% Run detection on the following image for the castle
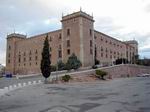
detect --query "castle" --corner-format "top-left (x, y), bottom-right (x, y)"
top-left (6, 10), bottom-right (138, 75)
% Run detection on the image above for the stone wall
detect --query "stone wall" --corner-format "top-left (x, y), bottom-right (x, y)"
top-left (69, 64), bottom-right (150, 79)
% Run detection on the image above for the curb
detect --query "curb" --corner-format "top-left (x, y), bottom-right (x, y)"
top-left (0, 80), bottom-right (42, 97)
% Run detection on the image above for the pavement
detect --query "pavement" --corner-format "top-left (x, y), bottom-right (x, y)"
top-left (0, 77), bottom-right (150, 112)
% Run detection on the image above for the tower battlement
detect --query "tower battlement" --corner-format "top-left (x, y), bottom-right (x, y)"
top-left (61, 11), bottom-right (94, 22)
top-left (7, 33), bottom-right (26, 39)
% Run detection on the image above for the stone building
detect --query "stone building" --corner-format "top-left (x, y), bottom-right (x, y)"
top-left (6, 10), bottom-right (138, 75)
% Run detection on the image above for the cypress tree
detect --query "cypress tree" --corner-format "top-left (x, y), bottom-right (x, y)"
top-left (40, 34), bottom-right (51, 83)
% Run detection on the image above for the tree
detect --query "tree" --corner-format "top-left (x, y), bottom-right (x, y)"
top-left (41, 34), bottom-right (51, 83)
top-left (65, 53), bottom-right (82, 71)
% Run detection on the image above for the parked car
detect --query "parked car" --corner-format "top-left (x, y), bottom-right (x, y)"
top-left (5, 73), bottom-right (12, 78)
top-left (137, 73), bottom-right (150, 77)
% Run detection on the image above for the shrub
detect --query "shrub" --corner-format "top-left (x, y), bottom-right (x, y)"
top-left (62, 75), bottom-right (71, 82)
top-left (95, 70), bottom-right (107, 80)
top-left (51, 65), bottom-right (56, 72)
top-left (66, 53), bottom-right (82, 70)
top-left (57, 60), bottom-right (65, 71)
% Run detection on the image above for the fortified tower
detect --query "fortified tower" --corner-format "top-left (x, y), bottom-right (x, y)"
top-left (6, 33), bottom-right (26, 74)
top-left (61, 10), bottom-right (95, 67)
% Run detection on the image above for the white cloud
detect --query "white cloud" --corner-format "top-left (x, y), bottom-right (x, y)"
top-left (0, 0), bottom-right (150, 65)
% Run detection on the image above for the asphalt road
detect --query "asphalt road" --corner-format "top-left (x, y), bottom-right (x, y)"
top-left (0, 77), bottom-right (150, 112)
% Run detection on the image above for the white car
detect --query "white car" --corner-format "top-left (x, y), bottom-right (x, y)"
top-left (137, 73), bottom-right (150, 77)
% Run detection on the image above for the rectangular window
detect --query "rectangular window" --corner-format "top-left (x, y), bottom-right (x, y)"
top-left (8, 59), bottom-right (10, 63)
top-left (67, 49), bottom-right (70, 55)
top-left (49, 47), bottom-right (52, 52)
top-left (24, 58), bottom-right (26, 62)
top-left (67, 40), bottom-right (70, 47)
top-left (90, 49), bottom-right (93, 54)
top-left (101, 53), bottom-right (103, 57)
top-left (59, 33), bottom-right (61, 39)
top-left (35, 50), bottom-right (38, 54)
top-left (67, 29), bottom-right (70, 36)
top-left (49, 36), bottom-right (52, 42)
top-left (106, 54), bottom-right (108, 58)
top-left (8, 45), bottom-right (11, 50)
top-left (35, 56), bottom-right (38, 60)
top-left (58, 50), bottom-right (62, 58)
top-left (29, 57), bottom-right (32, 61)
top-left (8, 53), bottom-right (10, 58)
top-left (90, 29), bottom-right (92, 36)
top-left (90, 40), bottom-right (92, 47)
top-left (19, 57), bottom-right (21, 63)
top-left (24, 52), bottom-right (26, 56)
top-left (29, 50), bottom-right (32, 55)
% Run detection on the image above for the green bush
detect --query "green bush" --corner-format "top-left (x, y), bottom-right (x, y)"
top-left (57, 60), bottom-right (66, 71)
top-left (62, 75), bottom-right (71, 82)
top-left (95, 70), bottom-right (107, 80)
top-left (51, 65), bottom-right (56, 72)
top-left (65, 53), bottom-right (82, 71)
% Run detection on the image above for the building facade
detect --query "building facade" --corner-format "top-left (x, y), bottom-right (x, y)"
top-left (6, 11), bottom-right (138, 75)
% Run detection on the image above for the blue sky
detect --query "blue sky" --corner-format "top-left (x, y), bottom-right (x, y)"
top-left (0, 0), bottom-right (150, 65)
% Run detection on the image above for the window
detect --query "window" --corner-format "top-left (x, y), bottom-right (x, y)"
top-left (67, 49), bottom-right (70, 55)
top-left (101, 53), bottom-right (103, 57)
top-left (36, 62), bottom-right (38, 65)
top-left (59, 33), bottom-right (62, 39)
top-left (59, 45), bottom-right (61, 50)
top-left (8, 59), bottom-right (10, 63)
top-left (67, 40), bottom-right (70, 47)
top-left (35, 56), bottom-right (38, 60)
top-left (29, 50), bottom-right (32, 55)
top-left (8, 45), bottom-right (11, 50)
top-left (106, 54), bottom-right (108, 58)
top-left (24, 52), bottom-right (26, 56)
top-left (8, 53), bottom-right (10, 58)
top-left (90, 29), bottom-right (92, 36)
top-left (35, 50), bottom-right (38, 54)
top-left (101, 47), bottom-right (103, 51)
top-left (58, 50), bottom-right (62, 58)
top-left (19, 57), bottom-right (21, 63)
top-left (29, 57), bottom-right (32, 61)
top-left (67, 29), bottom-right (70, 36)
top-left (24, 63), bottom-right (26, 66)
top-left (90, 49), bottom-right (93, 54)
top-left (49, 47), bottom-right (52, 52)
top-left (90, 40), bottom-right (92, 47)
top-left (24, 58), bottom-right (26, 62)
top-left (49, 36), bottom-right (52, 41)
top-left (106, 48), bottom-right (108, 52)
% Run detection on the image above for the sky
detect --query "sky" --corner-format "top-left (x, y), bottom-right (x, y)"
top-left (0, 0), bottom-right (150, 65)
